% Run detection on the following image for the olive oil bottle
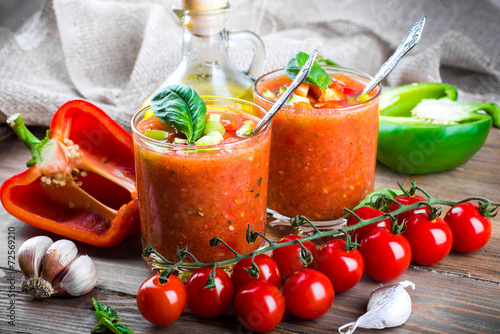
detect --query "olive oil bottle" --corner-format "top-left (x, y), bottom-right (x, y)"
top-left (142, 0), bottom-right (265, 108)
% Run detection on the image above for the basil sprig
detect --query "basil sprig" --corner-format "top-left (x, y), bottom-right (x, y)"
top-left (91, 298), bottom-right (134, 334)
top-left (150, 85), bottom-right (207, 144)
top-left (284, 51), bottom-right (331, 92)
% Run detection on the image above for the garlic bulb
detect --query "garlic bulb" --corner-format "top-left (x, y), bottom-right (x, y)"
top-left (338, 281), bottom-right (415, 334)
top-left (18, 236), bottom-right (98, 298)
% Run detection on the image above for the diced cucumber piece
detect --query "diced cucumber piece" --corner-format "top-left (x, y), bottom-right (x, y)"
top-left (286, 94), bottom-right (310, 106)
top-left (209, 114), bottom-right (221, 122)
top-left (279, 86), bottom-right (287, 94)
top-left (236, 120), bottom-right (255, 137)
top-left (263, 89), bottom-right (277, 100)
top-left (205, 114), bottom-right (226, 135)
top-left (144, 129), bottom-right (169, 140)
top-left (174, 137), bottom-right (188, 144)
top-left (195, 131), bottom-right (224, 146)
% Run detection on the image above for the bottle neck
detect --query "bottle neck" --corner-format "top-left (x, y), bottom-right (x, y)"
top-left (178, 6), bottom-right (228, 36)
top-left (181, 27), bottom-right (229, 64)
top-left (177, 7), bottom-right (232, 74)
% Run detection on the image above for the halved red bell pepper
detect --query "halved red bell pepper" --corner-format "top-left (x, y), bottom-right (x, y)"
top-left (0, 100), bottom-right (140, 247)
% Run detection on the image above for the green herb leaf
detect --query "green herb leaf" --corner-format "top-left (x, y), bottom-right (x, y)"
top-left (91, 298), bottom-right (134, 334)
top-left (316, 54), bottom-right (339, 66)
top-left (284, 51), bottom-right (331, 92)
top-left (92, 298), bottom-right (102, 311)
top-left (150, 85), bottom-right (207, 144)
top-left (113, 324), bottom-right (135, 334)
top-left (92, 298), bottom-right (118, 319)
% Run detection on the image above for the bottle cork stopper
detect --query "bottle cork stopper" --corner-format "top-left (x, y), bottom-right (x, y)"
top-left (177, 0), bottom-right (228, 35)
top-left (181, 0), bottom-right (227, 10)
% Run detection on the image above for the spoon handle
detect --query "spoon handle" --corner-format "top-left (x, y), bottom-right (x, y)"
top-left (361, 15), bottom-right (426, 96)
top-left (254, 50), bottom-right (318, 132)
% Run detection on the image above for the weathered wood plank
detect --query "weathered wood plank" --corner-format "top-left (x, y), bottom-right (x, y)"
top-left (0, 126), bottom-right (499, 334)
top-left (1, 268), bottom-right (499, 334)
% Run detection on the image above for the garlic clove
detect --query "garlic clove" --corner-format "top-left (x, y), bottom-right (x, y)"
top-left (40, 239), bottom-right (78, 283)
top-left (365, 281), bottom-right (414, 328)
top-left (18, 236), bottom-right (53, 279)
top-left (338, 281), bottom-right (415, 334)
top-left (52, 255), bottom-right (98, 296)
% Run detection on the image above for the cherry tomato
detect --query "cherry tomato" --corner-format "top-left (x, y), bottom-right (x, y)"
top-left (231, 254), bottom-right (282, 292)
top-left (346, 206), bottom-right (391, 242)
top-left (444, 202), bottom-right (492, 253)
top-left (272, 235), bottom-right (317, 281)
top-left (136, 274), bottom-right (187, 325)
top-left (388, 194), bottom-right (427, 223)
top-left (283, 269), bottom-right (334, 319)
top-left (359, 227), bottom-right (412, 282)
top-left (403, 214), bottom-right (453, 265)
top-left (315, 239), bottom-right (364, 293)
top-left (233, 281), bottom-right (285, 332)
top-left (185, 267), bottom-right (234, 319)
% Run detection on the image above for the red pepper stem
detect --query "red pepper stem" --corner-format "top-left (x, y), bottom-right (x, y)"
top-left (7, 113), bottom-right (42, 150)
top-left (7, 113), bottom-right (49, 167)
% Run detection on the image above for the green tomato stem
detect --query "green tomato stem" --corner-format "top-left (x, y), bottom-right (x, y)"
top-left (144, 195), bottom-right (499, 271)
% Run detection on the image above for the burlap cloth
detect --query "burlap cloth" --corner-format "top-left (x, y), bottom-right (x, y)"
top-left (0, 0), bottom-right (499, 139)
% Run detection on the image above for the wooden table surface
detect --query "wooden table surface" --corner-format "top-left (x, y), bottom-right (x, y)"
top-left (0, 125), bottom-right (499, 334)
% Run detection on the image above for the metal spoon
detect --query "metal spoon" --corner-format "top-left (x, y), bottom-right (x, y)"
top-left (253, 50), bottom-right (318, 133)
top-left (360, 15), bottom-right (426, 96)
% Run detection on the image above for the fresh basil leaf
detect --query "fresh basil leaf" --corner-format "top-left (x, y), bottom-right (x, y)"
top-left (114, 324), bottom-right (135, 334)
top-left (102, 305), bottom-right (118, 319)
top-left (91, 298), bottom-right (134, 334)
top-left (284, 51), bottom-right (331, 92)
top-left (92, 298), bottom-right (118, 318)
top-left (92, 298), bottom-right (104, 312)
top-left (150, 85), bottom-right (207, 144)
top-left (316, 54), bottom-right (339, 66)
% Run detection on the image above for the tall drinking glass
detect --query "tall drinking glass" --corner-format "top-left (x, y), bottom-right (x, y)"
top-left (132, 97), bottom-right (271, 267)
top-left (254, 66), bottom-right (381, 221)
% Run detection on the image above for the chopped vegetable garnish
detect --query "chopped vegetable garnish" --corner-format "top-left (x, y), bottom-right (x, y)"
top-left (145, 129), bottom-right (169, 141)
top-left (236, 121), bottom-right (255, 137)
top-left (205, 114), bottom-right (226, 135)
top-left (195, 131), bottom-right (224, 146)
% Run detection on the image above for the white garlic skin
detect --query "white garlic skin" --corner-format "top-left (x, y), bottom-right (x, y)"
top-left (40, 239), bottom-right (78, 283)
top-left (52, 255), bottom-right (98, 296)
top-left (18, 236), bottom-right (98, 299)
top-left (365, 281), bottom-right (414, 328)
top-left (18, 236), bottom-right (53, 279)
top-left (338, 281), bottom-right (415, 334)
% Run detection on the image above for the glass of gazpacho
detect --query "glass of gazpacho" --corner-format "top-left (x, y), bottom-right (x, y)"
top-left (253, 66), bottom-right (381, 221)
top-left (132, 96), bottom-right (271, 266)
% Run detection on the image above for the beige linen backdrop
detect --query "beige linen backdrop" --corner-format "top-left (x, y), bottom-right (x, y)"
top-left (0, 0), bottom-right (499, 136)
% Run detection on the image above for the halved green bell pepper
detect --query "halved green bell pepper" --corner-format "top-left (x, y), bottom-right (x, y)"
top-left (378, 83), bottom-right (500, 174)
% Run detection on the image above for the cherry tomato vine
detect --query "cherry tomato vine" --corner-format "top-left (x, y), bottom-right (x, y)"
top-left (142, 182), bottom-right (499, 284)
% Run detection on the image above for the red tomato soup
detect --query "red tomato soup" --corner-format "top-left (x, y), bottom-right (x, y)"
top-left (253, 67), bottom-right (381, 220)
top-left (132, 97), bottom-right (271, 263)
